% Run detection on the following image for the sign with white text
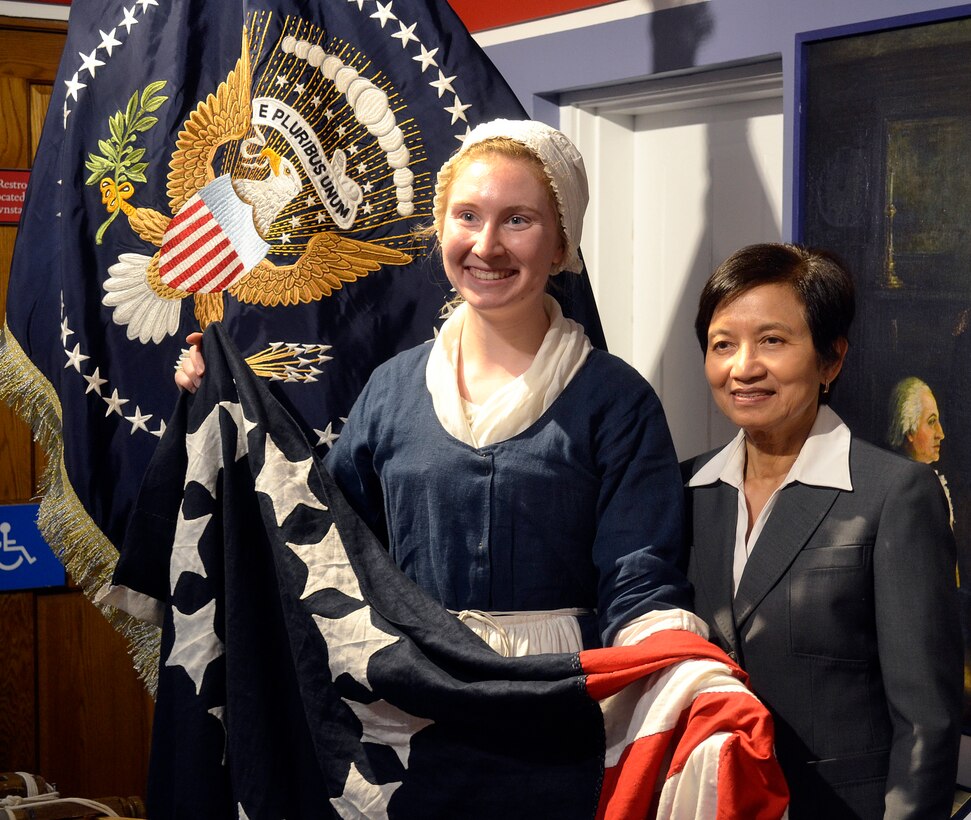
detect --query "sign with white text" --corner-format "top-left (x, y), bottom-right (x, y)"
top-left (0, 170), bottom-right (30, 226)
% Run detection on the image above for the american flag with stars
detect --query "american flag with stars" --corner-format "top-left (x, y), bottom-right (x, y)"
top-left (106, 324), bottom-right (789, 819)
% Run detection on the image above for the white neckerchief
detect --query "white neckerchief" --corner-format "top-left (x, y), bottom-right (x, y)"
top-left (426, 295), bottom-right (592, 448)
top-left (687, 404), bottom-right (853, 595)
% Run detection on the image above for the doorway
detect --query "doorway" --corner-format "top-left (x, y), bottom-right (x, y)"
top-left (561, 60), bottom-right (784, 459)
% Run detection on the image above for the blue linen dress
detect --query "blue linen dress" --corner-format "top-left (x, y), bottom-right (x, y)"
top-left (325, 343), bottom-right (691, 647)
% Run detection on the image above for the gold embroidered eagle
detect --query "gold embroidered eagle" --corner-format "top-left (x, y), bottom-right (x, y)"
top-left (101, 39), bottom-right (412, 345)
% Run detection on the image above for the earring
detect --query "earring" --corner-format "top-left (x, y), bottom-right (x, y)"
top-left (822, 381), bottom-right (830, 395)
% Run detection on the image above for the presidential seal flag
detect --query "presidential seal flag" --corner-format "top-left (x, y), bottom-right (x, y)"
top-left (0, 0), bottom-right (604, 685)
top-left (107, 324), bottom-right (788, 819)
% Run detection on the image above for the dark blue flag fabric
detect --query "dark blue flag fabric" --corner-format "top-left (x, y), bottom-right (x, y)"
top-left (0, 0), bottom-right (605, 682)
top-left (107, 324), bottom-right (788, 819)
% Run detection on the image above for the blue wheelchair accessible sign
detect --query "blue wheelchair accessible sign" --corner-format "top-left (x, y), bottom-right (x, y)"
top-left (0, 503), bottom-right (65, 591)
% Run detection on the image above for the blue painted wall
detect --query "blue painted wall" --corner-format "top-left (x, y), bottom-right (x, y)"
top-left (482, 0), bottom-right (971, 236)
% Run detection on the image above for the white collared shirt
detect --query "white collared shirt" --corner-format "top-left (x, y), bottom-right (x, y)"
top-left (687, 404), bottom-right (853, 595)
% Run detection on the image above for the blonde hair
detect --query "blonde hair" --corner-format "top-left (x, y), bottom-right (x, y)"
top-left (429, 137), bottom-right (567, 251)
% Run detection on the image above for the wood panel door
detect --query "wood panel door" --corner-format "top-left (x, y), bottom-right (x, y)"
top-left (0, 15), bottom-right (153, 801)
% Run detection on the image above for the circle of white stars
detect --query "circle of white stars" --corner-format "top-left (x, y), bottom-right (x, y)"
top-left (61, 0), bottom-right (160, 129)
top-left (60, 296), bottom-right (167, 438)
top-left (283, 0), bottom-right (478, 143)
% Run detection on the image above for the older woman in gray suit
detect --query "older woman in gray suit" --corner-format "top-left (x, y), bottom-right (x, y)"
top-left (683, 243), bottom-right (962, 819)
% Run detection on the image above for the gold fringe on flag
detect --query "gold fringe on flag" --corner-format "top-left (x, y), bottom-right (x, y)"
top-left (0, 323), bottom-right (160, 696)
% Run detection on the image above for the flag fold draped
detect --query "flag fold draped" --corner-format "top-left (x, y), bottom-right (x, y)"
top-left (107, 324), bottom-right (788, 819)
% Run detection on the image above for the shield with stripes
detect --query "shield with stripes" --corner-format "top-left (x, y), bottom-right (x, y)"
top-left (158, 174), bottom-right (269, 293)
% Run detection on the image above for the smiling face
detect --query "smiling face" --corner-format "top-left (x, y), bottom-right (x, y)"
top-left (439, 153), bottom-right (564, 324)
top-left (704, 282), bottom-right (845, 451)
top-left (905, 388), bottom-right (945, 464)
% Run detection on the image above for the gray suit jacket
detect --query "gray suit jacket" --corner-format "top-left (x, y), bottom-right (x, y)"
top-left (684, 437), bottom-right (962, 820)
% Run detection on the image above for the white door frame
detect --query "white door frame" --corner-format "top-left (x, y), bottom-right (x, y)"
top-left (558, 59), bottom-right (784, 456)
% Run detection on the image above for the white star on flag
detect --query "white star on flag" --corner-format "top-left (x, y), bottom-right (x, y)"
top-left (330, 762), bottom-right (400, 820)
top-left (64, 72), bottom-right (86, 100)
top-left (370, 1), bottom-right (397, 28)
top-left (254, 433), bottom-right (329, 528)
top-left (103, 388), bottom-right (128, 416)
top-left (392, 21), bottom-right (419, 48)
top-left (184, 399), bottom-right (253, 493)
top-left (64, 343), bottom-right (89, 371)
top-left (79, 48), bottom-right (105, 77)
top-left (83, 367), bottom-right (108, 395)
top-left (119, 9), bottom-right (138, 34)
top-left (344, 698), bottom-right (433, 767)
top-left (429, 70), bottom-right (456, 98)
top-left (125, 406), bottom-right (153, 434)
top-left (313, 607), bottom-right (398, 692)
top-left (413, 45), bottom-right (438, 71)
top-left (99, 27), bottom-right (123, 54)
top-left (445, 95), bottom-right (471, 124)
top-left (288, 523), bottom-right (360, 600)
top-left (169, 510), bottom-right (213, 592)
top-left (165, 598), bottom-right (225, 696)
top-left (314, 421), bottom-right (341, 449)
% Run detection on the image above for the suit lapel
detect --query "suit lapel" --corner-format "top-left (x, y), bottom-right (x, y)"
top-left (691, 482), bottom-right (740, 650)
top-left (733, 483), bottom-right (840, 628)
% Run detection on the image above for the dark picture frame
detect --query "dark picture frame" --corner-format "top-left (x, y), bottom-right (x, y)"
top-left (795, 6), bottom-right (971, 760)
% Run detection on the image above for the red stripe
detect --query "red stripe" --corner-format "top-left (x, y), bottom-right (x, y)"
top-left (596, 732), bottom-right (670, 820)
top-left (583, 630), bottom-right (788, 819)
top-left (175, 239), bottom-right (242, 293)
top-left (184, 238), bottom-right (243, 292)
top-left (160, 206), bottom-right (214, 267)
top-left (581, 631), bottom-right (748, 700)
top-left (447, 0), bottom-right (614, 33)
top-left (178, 196), bottom-right (206, 220)
top-left (164, 214), bottom-right (214, 257)
top-left (206, 258), bottom-right (246, 291)
top-left (164, 225), bottom-right (227, 288)
top-left (166, 197), bottom-right (206, 243)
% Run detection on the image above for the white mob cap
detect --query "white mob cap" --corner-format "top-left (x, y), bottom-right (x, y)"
top-left (432, 118), bottom-right (589, 275)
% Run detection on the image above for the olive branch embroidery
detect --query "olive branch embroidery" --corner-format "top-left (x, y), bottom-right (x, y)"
top-left (85, 80), bottom-right (168, 244)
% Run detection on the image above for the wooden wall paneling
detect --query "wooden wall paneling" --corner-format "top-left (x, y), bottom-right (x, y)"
top-left (0, 74), bottom-right (29, 165)
top-left (36, 590), bottom-right (152, 798)
top-left (0, 65), bottom-right (35, 505)
top-left (0, 15), bottom-right (153, 803)
top-left (0, 592), bottom-right (37, 772)
top-left (0, 224), bottom-right (34, 503)
top-left (0, 23), bottom-right (71, 84)
top-left (27, 80), bottom-right (53, 496)
top-left (29, 85), bottom-right (52, 157)
top-left (0, 18), bottom-right (62, 789)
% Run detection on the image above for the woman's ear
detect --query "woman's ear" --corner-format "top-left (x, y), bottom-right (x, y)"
top-left (826, 337), bottom-right (849, 383)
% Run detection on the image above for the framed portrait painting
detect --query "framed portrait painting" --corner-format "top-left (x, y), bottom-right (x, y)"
top-left (795, 5), bottom-right (971, 752)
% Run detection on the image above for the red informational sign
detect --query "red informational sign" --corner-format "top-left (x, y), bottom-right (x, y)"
top-left (0, 170), bottom-right (30, 226)
top-left (447, 0), bottom-right (617, 32)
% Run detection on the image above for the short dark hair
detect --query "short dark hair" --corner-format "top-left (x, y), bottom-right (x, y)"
top-left (694, 243), bottom-right (855, 366)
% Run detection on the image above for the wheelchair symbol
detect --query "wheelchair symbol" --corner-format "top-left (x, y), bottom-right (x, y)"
top-left (0, 521), bottom-right (37, 571)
